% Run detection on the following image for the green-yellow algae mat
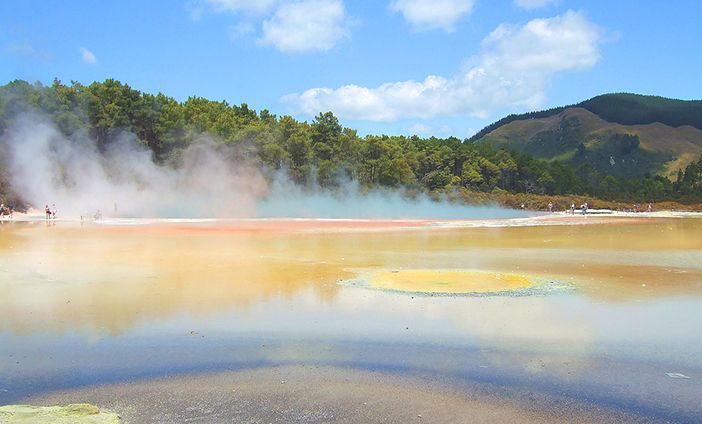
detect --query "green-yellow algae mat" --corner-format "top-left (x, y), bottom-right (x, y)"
top-left (368, 269), bottom-right (534, 294)
top-left (0, 404), bottom-right (121, 423)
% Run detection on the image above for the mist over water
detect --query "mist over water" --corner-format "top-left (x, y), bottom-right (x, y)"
top-left (258, 178), bottom-right (526, 219)
top-left (2, 113), bottom-right (528, 219)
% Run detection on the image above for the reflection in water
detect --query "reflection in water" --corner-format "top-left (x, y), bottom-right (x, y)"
top-left (1, 218), bottom-right (701, 334)
top-left (1, 218), bottom-right (702, 421)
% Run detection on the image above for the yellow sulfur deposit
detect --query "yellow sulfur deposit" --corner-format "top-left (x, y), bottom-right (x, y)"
top-left (0, 404), bottom-right (120, 423)
top-left (368, 269), bottom-right (534, 294)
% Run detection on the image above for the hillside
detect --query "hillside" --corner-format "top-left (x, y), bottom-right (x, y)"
top-left (0, 80), bottom-right (700, 207)
top-left (474, 94), bottom-right (702, 179)
top-left (580, 93), bottom-right (702, 130)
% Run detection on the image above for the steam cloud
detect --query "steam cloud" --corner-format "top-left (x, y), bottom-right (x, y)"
top-left (2, 113), bottom-right (527, 220)
top-left (4, 113), bottom-right (266, 218)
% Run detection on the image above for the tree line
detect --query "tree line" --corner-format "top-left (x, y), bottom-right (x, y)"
top-left (0, 79), bottom-right (700, 206)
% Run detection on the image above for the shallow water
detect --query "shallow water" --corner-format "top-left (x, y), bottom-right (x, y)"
top-left (0, 217), bottom-right (701, 421)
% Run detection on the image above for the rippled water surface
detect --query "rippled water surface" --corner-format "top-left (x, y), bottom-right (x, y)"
top-left (1, 217), bottom-right (701, 421)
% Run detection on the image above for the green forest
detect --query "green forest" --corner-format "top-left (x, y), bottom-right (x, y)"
top-left (469, 93), bottom-right (702, 142)
top-left (1, 79), bottom-right (701, 209)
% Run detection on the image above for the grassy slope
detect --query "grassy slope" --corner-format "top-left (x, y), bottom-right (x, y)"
top-left (479, 107), bottom-right (702, 178)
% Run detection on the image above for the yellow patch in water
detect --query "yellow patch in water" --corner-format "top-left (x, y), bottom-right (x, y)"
top-left (369, 269), bottom-right (534, 294)
top-left (0, 404), bottom-right (120, 423)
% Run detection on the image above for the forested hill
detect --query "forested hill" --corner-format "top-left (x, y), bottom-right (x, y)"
top-left (472, 93), bottom-right (702, 184)
top-left (580, 94), bottom-right (702, 129)
top-left (470, 93), bottom-right (702, 143)
top-left (0, 79), bottom-right (701, 208)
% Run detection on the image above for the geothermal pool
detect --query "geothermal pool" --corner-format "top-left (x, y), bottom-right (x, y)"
top-left (0, 217), bottom-right (701, 422)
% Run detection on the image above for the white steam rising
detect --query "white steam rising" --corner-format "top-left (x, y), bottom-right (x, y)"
top-left (3, 113), bottom-right (528, 220)
top-left (4, 113), bottom-right (266, 218)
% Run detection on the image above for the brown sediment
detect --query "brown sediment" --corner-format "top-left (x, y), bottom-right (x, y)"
top-left (27, 365), bottom-right (650, 424)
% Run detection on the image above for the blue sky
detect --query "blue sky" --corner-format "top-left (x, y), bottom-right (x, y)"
top-left (2, 0), bottom-right (701, 138)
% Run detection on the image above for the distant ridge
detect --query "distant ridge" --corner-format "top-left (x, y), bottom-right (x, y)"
top-left (470, 93), bottom-right (702, 142)
top-left (471, 93), bottom-right (702, 179)
top-left (580, 93), bottom-right (702, 129)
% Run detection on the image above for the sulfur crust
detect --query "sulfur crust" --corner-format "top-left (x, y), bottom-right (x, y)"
top-left (369, 269), bottom-right (534, 294)
top-left (0, 404), bottom-right (120, 423)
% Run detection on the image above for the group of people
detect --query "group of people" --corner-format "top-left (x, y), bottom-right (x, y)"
top-left (546, 201), bottom-right (587, 215)
top-left (624, 203), bottom-right (654, 213)
top-left (566, 202), bottom-right (588, 215)
top-left (0, 203), bottom-right (13, 218)
top-left (546, 201), bottom-right (654, 214)
top-left (45, 204), bottom-right (57, 220)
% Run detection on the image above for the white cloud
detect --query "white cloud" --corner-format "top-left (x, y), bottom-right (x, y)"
top-left (79, 47), bottom-right (97, 65)
top-left (194, 0), bottom-right (352, 54)
top-left (189, 0), bottom-right (279, 20)
top-left (205, 0), bottom-right (279, 14)
top-left (258, 0), bottom-right (351, 53)
top-left (515, 0), bottom-right (559, 10)
top-left (284, 10), bottom-right (602, 121)
top-left (390, 0), bottom-right (475, 32)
